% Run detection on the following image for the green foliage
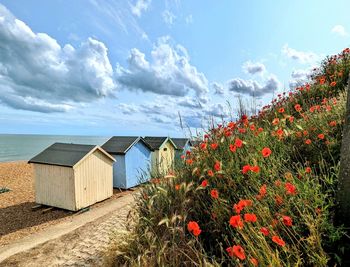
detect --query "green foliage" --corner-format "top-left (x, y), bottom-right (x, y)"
top-left (112, 48), bottom-right (350, 266)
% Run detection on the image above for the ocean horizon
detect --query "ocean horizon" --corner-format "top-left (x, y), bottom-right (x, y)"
top-left (0, 134), bottom-right (110, 162)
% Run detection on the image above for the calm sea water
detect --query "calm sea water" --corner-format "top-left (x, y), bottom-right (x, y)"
top-left (0, 134), bottom-right (110, 162)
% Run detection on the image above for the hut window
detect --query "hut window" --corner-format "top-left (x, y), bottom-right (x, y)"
top-left (163, 148), bottom-right (168, 151)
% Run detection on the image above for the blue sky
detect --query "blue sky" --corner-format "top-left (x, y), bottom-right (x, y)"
top-left (0, 0), bottom-right (349, 137)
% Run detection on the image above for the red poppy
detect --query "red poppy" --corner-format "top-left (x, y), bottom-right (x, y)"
top-left (285, 182), bottom-right (296, 195)
top-left (232, 245), bottom-right (246, 260)
top-left (250, 165), bottom-right (260, 173)
top-left (272, 118), bottom-right (280, 125)
top-left (229, 215), bottom-right (244, 228)
top-left (207, 170), bottom-right (214, 177)
top-left (228, 122), bottom-right (236, 129)
top-left (305, 167), bottom-right (311, 173)
top-left (329, 121), bottom-right (337, 127)
top-left (175, 184), bottom-right (180, 190)
top-left (305, 139), bottom-right (312, 145)
top-left (261, 147), bottom-right (272, 158)
top-left (211, 143), bottom-right (218, 150)
top-left (186, 159), bottom-right (193, 165)
top-left (244, 213), bottom-right (257, 223)
top-left (258, 127), bottom-right (264, 132)
top-left (233, 199), bottom-right (253, 214)
top-left (250, 258), bottom-right (258, 266)
top-left (250, 124), bottom-right (256, 131)
top-left (278, 108), bottom-right (285, 113)
top-left (289, 116), bottom-right (294, 123)
top-left (272, 236), bottom-right (285, 246)
top-left (259, 184), bottom-right (267, 197)
top-left (214, 161), bottom-right (221, 171)
top-left (229, 144), bottom-right (237, 152)
top-left (330, 81), bottom-right (337, 87)
top-left (318, 133), bottom-right (325, 140)
top-left (201, 180), bottom-right (208, 187)
top-left (235, 138), bottom-right (243, 148)
top-left (274, 179), bottom-right (282, 186)
top-left (242, 165), bottom-right (251, 174)
top-left (282, 215), bottom-right (293, 226)
top-left (187, 221), bottom-right (201, 236)
top-left (210, 189), bottom-right (219, 199)
top-left (276, 129), bottom-right (284, 137)
top-left (200, 142), bottom-right (207, 150)
top-left (294, 104), bottom-right (302, 112)
top-left (260, 227), bottom-right (269, 236)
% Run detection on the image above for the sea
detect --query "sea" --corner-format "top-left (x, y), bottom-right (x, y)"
top-left (0, 134), bottom-right (110, 162)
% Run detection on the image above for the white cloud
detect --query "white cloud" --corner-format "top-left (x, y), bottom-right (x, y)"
top-left (228, 75), bottom-right (280, 97)
top-left (0, 4), bottom-right (117, 113)
top-left (131, 0), bottom-right (151, 17)
top-left (289, 68), bottom-right (312, 89)
top-left (242, 61), bottom-right (266, 75)
top-left (118, 103), bottom-right (139, 115)
top-left (282, 44), bottom-right (319, 64)
top-left (212, 82), bottom-right (225, 95)
top-left (162, 10), bottom-right (176, 25)
top-left (331, 25), bottom-right (348, 37)
top-left (116, 37), bottom-right (209, 98)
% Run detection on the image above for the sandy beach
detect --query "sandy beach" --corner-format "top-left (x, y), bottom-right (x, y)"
top-left (0, 161), bottom-right (132, 247)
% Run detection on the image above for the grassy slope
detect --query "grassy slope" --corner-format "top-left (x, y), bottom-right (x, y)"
top-left (114, 49), bottom-right (350, 266)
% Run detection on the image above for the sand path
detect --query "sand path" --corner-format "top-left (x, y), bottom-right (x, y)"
top-left (0, 193), bottom-right (135, 266)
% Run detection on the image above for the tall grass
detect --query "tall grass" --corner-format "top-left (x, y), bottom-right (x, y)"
top-left (112, 48), bottom-right (350, 266)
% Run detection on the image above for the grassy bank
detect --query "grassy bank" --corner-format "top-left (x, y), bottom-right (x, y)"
top-left (112, 48), bottom-right (350, 266)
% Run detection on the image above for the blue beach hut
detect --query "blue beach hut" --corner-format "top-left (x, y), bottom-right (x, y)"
top-left (101, 136), bottom-right (153, 189)
top-left (172, 138), bottom-right (193, 158)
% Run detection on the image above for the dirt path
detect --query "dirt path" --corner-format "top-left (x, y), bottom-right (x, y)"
top-left (0, 193), bottom-right (135, 267)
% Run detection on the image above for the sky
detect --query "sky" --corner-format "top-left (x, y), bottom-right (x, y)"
top-left (0, 0), bottom-right (349, 137)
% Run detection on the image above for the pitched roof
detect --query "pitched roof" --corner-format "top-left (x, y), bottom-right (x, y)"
top-left (143, 136), bottom-right (177, 150)
top-left (28, 143), bottom-right (112, 167)
top-left (171, 138), bottom-right (192, 150)
top-left (101, 136), bottom-right (153, 155)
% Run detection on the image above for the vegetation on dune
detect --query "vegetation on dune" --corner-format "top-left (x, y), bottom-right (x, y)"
top-left (113, 48), bottom-right (350, 266)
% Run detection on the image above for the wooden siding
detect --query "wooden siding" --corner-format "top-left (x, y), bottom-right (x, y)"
top-left (125, 140), bottom-right (151, 188)
top-left (150, 140), bottom-right (175, 175)
top-left (34, 164), bottom-right (76, 211)
top-left (113, 154), bottom-right (126, 188)
top-left (74, 150), bottom-right (113, 210)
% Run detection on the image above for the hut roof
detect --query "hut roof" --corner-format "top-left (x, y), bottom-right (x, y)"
top-left (171, 138), bottom-right (192, 150)
top-left (101, 136), bottom-right (153, 155)
top-left (143, 136), bottom-right (177, 150)
top-left (28, 143), bottom-right (114, 167)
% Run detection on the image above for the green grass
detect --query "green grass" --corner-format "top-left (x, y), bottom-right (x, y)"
top-left (111, 48), bottom-right (350, 266)
top-left (0, 187), bottom-right (10, 194)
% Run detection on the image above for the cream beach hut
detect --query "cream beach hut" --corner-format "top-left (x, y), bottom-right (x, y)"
top-left (143, 137), bottom-right (177, 175)
top-left (28, 143), bottom-right (115, 211)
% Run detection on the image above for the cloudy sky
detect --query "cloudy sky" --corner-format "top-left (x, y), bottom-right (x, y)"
top-left (0, 0), bottom-right (349, 136)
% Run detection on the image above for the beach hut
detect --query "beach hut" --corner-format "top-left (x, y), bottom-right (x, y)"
top-left (28, 143), bottom-right (115, 211)
top-left (101, 136), bottom-right (153, 189)
top-left (172, 138), bottom-right (193, 158)
top-left (143, 136), bottom-right (177, 175)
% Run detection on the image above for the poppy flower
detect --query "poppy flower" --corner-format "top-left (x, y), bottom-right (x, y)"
top-left (294, 104), bottom-right (302, 112)
top-left (258, 127), bottom-right (263, 132)
top-left (242, 165), bottom-right (251, 174)
top-left (272, 236), bottom-right (285, 246)
top-left (250, 124), bottom-right (256, 131)
top-left (187, 221), bottom-right (201, 236)
top-left (275, 195), bottom-right (283, 205)
top-left (186, 159), bottom-right (193, 165)
top-left (244, 213), bottom-right (257, 223)
top-left (276, 129), bottom-right (284, 137)
top-left (210, 189), bottom-right (219, 199)
top-left (235, 138), bottom-right (243, 148)
top-left (250, 165), bottom-right (260, 173)
top-left (318, 133), bottom-right (325, 140)
top-left (214, 161), bottom-right (221, 171)
top-left (232, 245), bottom-right (246, 260)
top-left (211, 143), bottom-right (218, 150)
top-left (229, 144), bottom-right (237, 152)
top-left (175, 184), bottom-right (180, 190)
top-left (278, 108), bottom-right (285, 113)
top-left (282, 215), bottom-right (293, 226)
top-left (207, 170), bottom-right (214, 177)
top-left (201, 180), bottom-right (208, 187)
top-left (329, 121), bottom-right (337, 127)
top-left (259, 184), bottom-right (267, 197)
top-left (250, 258), bottom-right (258, 266)
top-left (229, 215), bottom-right (244, 229)
top-left (260, 227), bottom-right (269, 236)
top-left (200, 142), bottom-right (207, 150)
top-left (305, 139), bottom-right (312, 145)
top-left (305, 167), bottom-right (312, 173)
top-left (228, 122), bottom-right (236, 129)
top-left (234, 199), bottom-right (253, 214)
top-left (261, 147), bottom-right (272, 158)
top-left (272, 118), bottom-right (280, 125)
top-left (285, 182), bottom-right (296, 195)
top-left (289, 116), bottom-right (294, 123)
top-left (330, 81), bottom-right (337, 87)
